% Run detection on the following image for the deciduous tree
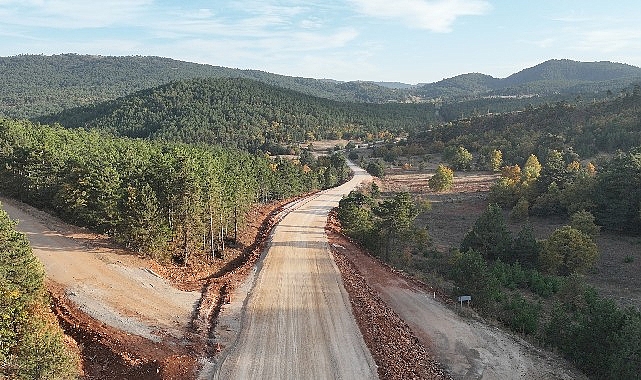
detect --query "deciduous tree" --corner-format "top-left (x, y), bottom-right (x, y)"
top-left (444, 146), bottom-right (473, 171)
top-left (428, 164), bottom-right (454, 192)
top-left (539, 226), bottom-right (599, 276)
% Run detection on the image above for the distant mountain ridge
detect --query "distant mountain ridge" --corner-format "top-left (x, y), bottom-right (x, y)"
top-left (506, 59), bottom-right (641, 83)
top-left (0, 54), bottom-right (404, 118)
top-left (1, 54), bottom-right (640, 119)
top-left (413, 59), bottom-right (641, 99)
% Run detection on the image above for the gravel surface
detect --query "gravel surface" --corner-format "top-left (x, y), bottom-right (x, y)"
top-left (212, 163), bottom-right (379, 379)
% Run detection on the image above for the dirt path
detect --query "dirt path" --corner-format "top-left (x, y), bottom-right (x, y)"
top-left (0, 196), bottom-right (200, 346)
top-left (212, 163), bottom-right (378, 379)
top-left (328, 234), bottom-right (587, 380)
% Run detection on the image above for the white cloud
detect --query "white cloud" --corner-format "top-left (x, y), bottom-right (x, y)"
top-left (531, 37), bottom-right (556, 49)
top-left (577, 28), bottom-right (641, 53)
top-left (299, 17), bottom-right (324, 29)
top-left (349, 0), bottom-right (491, 32)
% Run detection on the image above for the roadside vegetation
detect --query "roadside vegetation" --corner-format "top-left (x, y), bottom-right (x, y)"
top-left (1, 206), bottom-right (80, 379)
top-left (338, 184), bottom-right (641, 379)
top-left (338, 87), bottom-right (641, 379)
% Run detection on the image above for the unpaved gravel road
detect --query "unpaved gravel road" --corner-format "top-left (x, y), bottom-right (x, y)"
top-left (0, 196), bottom-right (199, 344)
top-left (212, 162), bottom-right (378, 379)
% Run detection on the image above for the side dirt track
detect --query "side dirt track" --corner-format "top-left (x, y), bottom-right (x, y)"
top-left (0, 196), bottom-right (202, 379)
top-left (326, 212), bottom-right (587, 380)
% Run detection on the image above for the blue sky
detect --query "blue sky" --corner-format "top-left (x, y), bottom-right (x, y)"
top-left (1, 0), bottom-right (641, 84)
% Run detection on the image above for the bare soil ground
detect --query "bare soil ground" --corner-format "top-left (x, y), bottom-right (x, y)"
top-left (327, 215), bottom-right (450, 380)
top-left (382, 169), bottom-right (500, 252)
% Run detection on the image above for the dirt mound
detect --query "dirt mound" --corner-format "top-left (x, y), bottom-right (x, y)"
top-left (49, 282), bottom-right (197, 379)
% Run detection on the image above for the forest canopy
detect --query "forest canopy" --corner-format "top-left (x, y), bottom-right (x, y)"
top-left (38, 77), bottom-right (438, 151)
top-left (0, 118), bottom-right (344, 262)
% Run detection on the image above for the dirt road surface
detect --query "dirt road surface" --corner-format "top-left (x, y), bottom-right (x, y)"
top-left (212, 163), bottom-right (378, 379)
top-left (0, 196), bottom-right (199, 345)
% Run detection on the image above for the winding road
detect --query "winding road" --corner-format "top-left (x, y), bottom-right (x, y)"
top-left (213, 162), bottom-right (377, 379)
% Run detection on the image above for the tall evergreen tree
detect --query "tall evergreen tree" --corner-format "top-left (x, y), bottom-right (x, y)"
top-left (461, 203), bottom-right (512, 261)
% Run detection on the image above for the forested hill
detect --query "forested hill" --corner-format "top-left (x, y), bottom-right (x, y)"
top-left (409, 84), bottom-right (641, 164)
top-left (3, 54), bottom-right (641, 121)
top-left (0, 54), bottom-right (405, 119)
top-left (38, 77), bottom-right (438, 151)
top-left (414, 59), bottom-right (641, 99)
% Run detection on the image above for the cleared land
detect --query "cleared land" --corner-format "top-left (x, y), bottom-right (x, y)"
top-left (389, 168), bottom-right (641, 311)
top-left (1, 196), bottom-right (199, 343)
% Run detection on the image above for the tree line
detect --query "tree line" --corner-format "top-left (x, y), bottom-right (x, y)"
top-left (0, 118), bottom-right (345, 263)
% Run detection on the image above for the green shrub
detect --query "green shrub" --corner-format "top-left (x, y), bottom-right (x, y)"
top-left (450, 249), bottom-right (500, 309)
top-left (510, 197), bottom-right (529, 221)
top-left (366, 160), bottom-right (386, 178)
top-left (500, 294), bottom-right (540, 335)
top-left (527, 270), bottom-right (560, 298)
top-left (428, 164), bottom-right (454, 192)
top-left (569, 210), bottom-right (600, 239)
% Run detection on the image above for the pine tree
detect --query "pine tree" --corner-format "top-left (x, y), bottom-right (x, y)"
top-left (461, 203), bottom-right (512, 261)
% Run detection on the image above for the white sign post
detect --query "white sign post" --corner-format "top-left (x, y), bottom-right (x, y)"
top-left (457, 295), bottom-right (472, 307)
